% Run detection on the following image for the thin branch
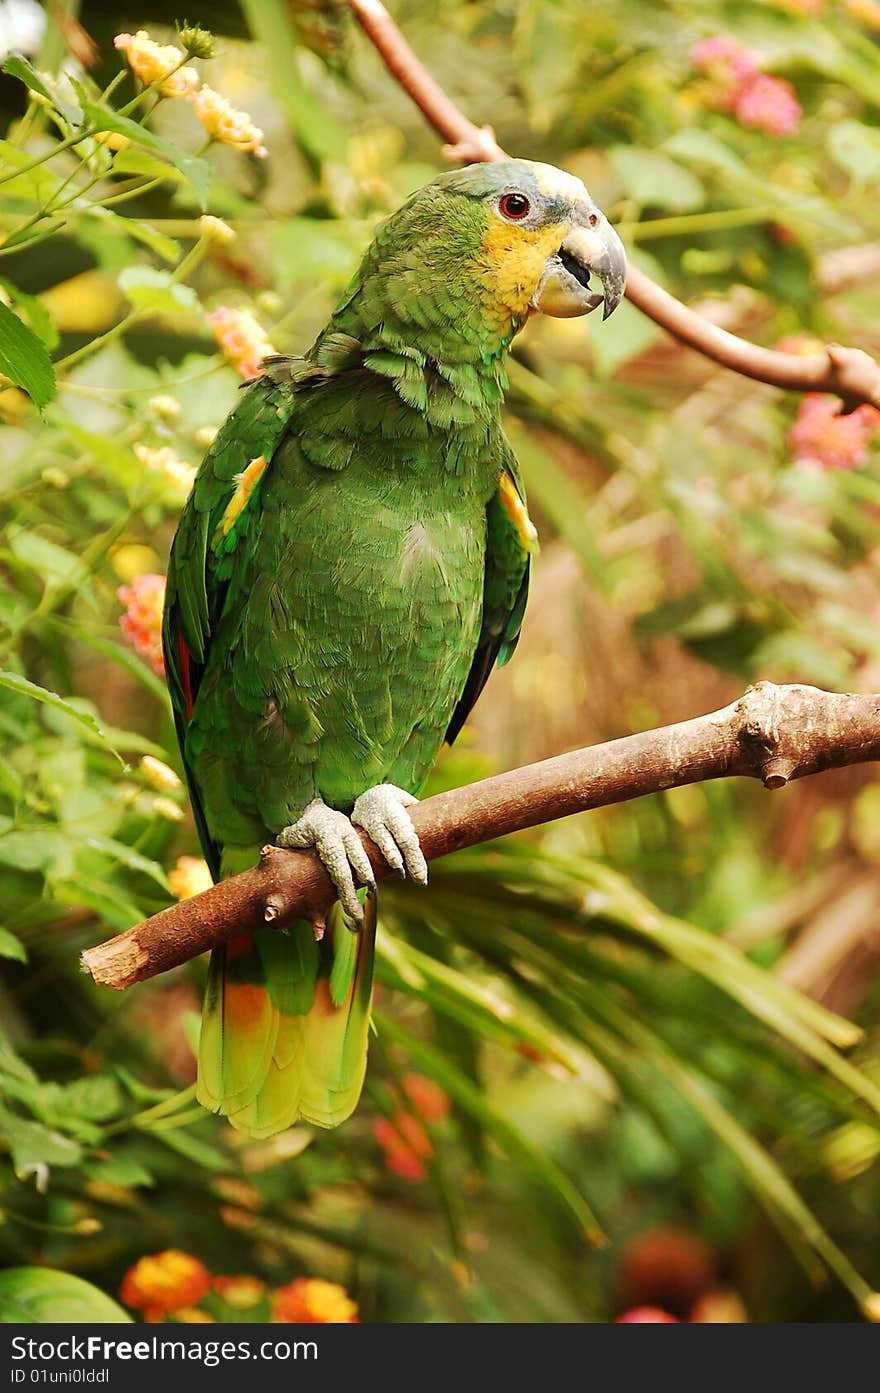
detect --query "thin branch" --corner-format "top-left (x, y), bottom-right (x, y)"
top-left (82, 682), bottom-right (880, 991)
top-left (347, 0), bottom-right (880, 412)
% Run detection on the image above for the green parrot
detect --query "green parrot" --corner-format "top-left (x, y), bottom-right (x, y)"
top-left (162, 159), bottom-right (625, 1138)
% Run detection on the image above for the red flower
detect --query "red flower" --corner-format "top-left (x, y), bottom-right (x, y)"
top-left (402, 1073), bottom-right (450, 1122)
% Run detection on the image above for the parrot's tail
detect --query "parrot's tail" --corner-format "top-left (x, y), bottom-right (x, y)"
top-left (196, 894), bottom-right (376, 1137)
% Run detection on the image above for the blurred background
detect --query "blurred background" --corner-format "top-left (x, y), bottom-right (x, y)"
top-left (2, 0), bottom-right (880, 1324)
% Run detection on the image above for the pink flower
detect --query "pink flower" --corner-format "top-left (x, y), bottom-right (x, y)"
top-left (734, 73), bottom-right (802, 135)
top-left (690, 35), bottom-right (802, 135)
top-left (615, 1307), bottom-right (680, 1323)
top-left (206, 307), bottom-right (276, 381)
top-left (788, 394), bottom-right (880, 470)
top-left (691, 36), bottom-right (759, 85)
top-left (118, 573), bottom-right (165, 675)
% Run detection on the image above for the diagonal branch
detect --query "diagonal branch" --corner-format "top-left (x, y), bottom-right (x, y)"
top-left (347, 0), bottom-right (880, 412)
top-left (82, 682), bottom-right (880, 991)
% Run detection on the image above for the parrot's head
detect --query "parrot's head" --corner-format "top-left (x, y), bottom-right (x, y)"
top-left (333, 159), bottom-right (626, 362)
top-left (437, 159), bottom-right (626, 325)
top-left (373, 159), bottom-right (625, 336)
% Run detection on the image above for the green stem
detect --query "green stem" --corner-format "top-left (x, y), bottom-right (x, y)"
top-left (0, 126), bottom-right (99, 189)
top-left (619, 205), bottom-right (778, 242)
top-left (104, 1084), bottom-right (198, 1136)
top-left (55, 308), bottom-right (149, 373)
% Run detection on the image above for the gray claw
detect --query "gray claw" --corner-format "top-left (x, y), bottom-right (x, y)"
top-left (352, 783), bottom-right (428, 888)
top-left (277, 798), bottom-right (371, 924)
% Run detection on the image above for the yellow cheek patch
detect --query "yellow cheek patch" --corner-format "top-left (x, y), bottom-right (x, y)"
top-left (499, 470), bottom-right (539, 554)
top-left (481, 218), bottom-right (569, 321)
top-left (220, 454), bottom-right (268, 536)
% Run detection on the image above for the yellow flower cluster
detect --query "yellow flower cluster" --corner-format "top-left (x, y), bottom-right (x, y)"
top-left (192, 86), bottom-right (268, 159)
top-left (113, 28), bottom-right (267, 158)
top-left (135, 443), bottom-right (197, 504)
top-left (113, 31), bottom-right (199, 100)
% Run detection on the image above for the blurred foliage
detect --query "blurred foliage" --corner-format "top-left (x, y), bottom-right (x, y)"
top-left (2, 0), bottom-right (880, 1324)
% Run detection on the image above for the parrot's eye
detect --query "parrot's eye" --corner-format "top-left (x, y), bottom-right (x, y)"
top-left (499, 192), bottom-right (531, 221)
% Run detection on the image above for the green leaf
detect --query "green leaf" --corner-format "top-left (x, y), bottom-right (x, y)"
top-left (82, 206), bottom-right (180, 265)
top-left (0, 1102), bottom-right (83, 1172)
top-left (827, 119), bottom-right (880, 184)
top-left (0, 671), bottom-right (119, 757)
top-left (79, 97), bottom-right (211, 208)
top-left (0, 1269), bottom-right (130, 1323)
top-left (0, 279), bottom-right (59, 350)
top-left (0, 302), bottom-right (55, 408)
top-left (8, 527), bottom-right (87, 587)
top-left (609, 146), bottom-right (705, 213)
top-left (118, 266), bottom-right (200, 317)
top-left (0, 927), bottom-right (27, 963)
top-left (0, 830), bottom-right (71, 875)
top-left (1, 56), bottom-right (57, 105)
top-left (85, 1153), bottom-right (154, 1187)
top-left (83, 835), bottom-right (171, 892)
top-left (58, 1076), bottom-right (122, 1121)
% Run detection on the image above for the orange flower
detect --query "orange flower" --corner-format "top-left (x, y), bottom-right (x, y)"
top-left (271, 1278), bottom-right (358, 1324)
top-left (206, 307), bottom-right (276, 381)
top-left (120, 1250), bottom-right (210, 1318)
top-left (212, 1275), bottom-right (267, 1310)
top-left (402, 1073), bottom-right (450, 1122)
top-left (118, 572), bottom-right (165, 675)
top-left (168, 855), bottom-right (213, 901)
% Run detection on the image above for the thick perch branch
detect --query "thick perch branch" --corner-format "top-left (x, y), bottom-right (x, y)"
top-left (82, 683), bottom-right (880, 991)
top-left (347, 0), bottom-right (880, 412)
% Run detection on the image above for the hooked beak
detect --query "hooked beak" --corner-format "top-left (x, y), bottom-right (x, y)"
top-left (532, 209), bottom-right (627, 321)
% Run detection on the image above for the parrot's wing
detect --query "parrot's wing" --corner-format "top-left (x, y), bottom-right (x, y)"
top-left (162, 361), bottom-right (300, 876)
top-left (445, 441), bottom-right (534, 744)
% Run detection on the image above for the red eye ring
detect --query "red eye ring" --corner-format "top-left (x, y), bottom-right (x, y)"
top-left (499, 192), bottom-right (531, 221)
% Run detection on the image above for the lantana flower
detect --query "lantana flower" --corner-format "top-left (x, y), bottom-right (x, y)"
top-left (118, 572), bottom-right (165, 675)
top-left (114, 30), bottom-right (199, 100)
top-left (168, 855), bottom-right (214, 901)
top-left (271, 1279), bottom-right (358, 1324)
top-left (207, 306), bottom-right (276, 381)
top-left (120, 1250), bottom-right (211, 1322)
top-left (192, 85), bottom-right (268, 158)
top-left (788, 394), bottom-right (880, 470)
top-left (135, 443), bottom-right (197, 504)
top-left (690, 35), bottom-right (802, 136)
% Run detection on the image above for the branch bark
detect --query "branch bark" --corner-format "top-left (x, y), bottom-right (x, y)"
top-left (347, 0), bottom-right (880, 412)
top-left (82, 682), bottom-right (880, 991)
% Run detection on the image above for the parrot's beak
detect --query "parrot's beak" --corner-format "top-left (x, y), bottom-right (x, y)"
top-left (532, 210), bottom-right (627, 321)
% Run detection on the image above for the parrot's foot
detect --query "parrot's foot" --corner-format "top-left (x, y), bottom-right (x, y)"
top-left (352, 784), bottom-right (428, 887)
top-left (277, 799), bottom-right (376, 925)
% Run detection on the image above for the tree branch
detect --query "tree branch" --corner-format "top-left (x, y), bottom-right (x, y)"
top-left (347, 0), bottom-right (880, 412)
top-left (82, 682), bottom-right (880, 991)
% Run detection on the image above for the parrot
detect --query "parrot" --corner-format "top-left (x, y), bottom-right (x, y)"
top-left (162, 159), bottom-right (625, 1138)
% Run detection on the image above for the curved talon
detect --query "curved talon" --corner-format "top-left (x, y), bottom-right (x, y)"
top-left (352, 784), bottom-right (428, 887)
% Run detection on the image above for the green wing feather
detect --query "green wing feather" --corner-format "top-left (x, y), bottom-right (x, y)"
top-left (446, 442), bottom-right (532, 744)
